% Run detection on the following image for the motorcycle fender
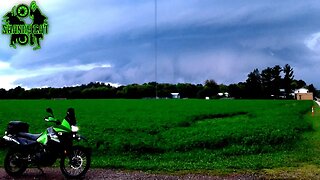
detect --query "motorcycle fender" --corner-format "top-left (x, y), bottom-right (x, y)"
top-left (64, 145), bottom-right (92, 156)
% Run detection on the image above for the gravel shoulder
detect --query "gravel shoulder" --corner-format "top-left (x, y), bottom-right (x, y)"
top-left (0, 168), bottom-right (264, 180)
top-left (1, 167), bottom-right (320, 180)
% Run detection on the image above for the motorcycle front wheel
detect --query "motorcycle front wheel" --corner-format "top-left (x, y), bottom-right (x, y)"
top-left (4, 149), bottom-right (27, 177)
top-left (60, 146), bottom-right (91, 179)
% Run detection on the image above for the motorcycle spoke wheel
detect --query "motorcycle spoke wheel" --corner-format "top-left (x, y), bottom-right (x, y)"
top-left (60, 147), bottom-right (90, 178)
top-left (4, 150), bottom-right (27, 177)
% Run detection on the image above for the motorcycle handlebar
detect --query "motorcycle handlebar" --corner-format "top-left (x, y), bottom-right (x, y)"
top-left (44, 117), bottom-right (61, 125)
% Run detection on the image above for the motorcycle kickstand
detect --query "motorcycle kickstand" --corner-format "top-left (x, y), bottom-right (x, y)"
top-left (37, 166), bottom-right (45, 176)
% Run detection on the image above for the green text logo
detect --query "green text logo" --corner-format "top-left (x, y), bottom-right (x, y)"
top-left (2, 1), bottom-right (48, 50)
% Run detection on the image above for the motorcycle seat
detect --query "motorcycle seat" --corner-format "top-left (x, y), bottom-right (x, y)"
top-left (18, 132), bottom-right (41, 141)
top-left (18, 137), bottom-right (37, 146)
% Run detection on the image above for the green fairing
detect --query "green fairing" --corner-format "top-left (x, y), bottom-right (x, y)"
top-left (37, 130), bottom-right (48, 144)
top-left (37, 119), bottom-right (71, 145)
top-left (53, 119), bottom-right (71, 132)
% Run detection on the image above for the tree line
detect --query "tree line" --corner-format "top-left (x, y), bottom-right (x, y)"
top-left (0, 64), bottom-right (317, 99)
top-left (238, 64), bottom-right (316, 99)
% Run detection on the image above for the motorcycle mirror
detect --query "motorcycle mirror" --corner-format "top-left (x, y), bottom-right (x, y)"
top-left (46, 108), bottom-right (54, 116)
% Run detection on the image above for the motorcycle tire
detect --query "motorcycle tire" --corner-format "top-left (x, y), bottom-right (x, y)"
top-left (60, 146), bottom-right (91, 179)
top-left (4, 149), bottom-right (27, 177)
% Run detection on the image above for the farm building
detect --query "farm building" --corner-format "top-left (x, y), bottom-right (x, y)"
top-left (294, 88), bottom-right (313, 100)
top-left (218, 92), bottom-right (229, 98)
top-left (171, 93), bottom-right (180, 99)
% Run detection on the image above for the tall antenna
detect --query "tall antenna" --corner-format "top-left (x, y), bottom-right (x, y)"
top-left (154, 0), bottom-right (158, 99)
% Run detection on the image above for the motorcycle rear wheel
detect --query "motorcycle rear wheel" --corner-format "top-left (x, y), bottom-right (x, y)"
top-left (4, 149), bottom-right (27, 177)
top-left (60, 146), bottom-right (91, 179)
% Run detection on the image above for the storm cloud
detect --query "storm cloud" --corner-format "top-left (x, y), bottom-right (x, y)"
top-left (1, 0), bottom-right (320, 89)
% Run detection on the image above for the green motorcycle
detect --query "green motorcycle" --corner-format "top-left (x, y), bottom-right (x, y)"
top-left (2, 108), bottom-right (91, 178)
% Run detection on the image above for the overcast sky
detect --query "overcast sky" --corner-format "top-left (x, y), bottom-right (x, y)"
top-left (0, 0), bottom-right (320, 89)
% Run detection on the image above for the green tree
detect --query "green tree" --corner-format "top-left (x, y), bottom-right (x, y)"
top-left (177, 83), bottom-right (198, 98)
top-left (245, 69), bottom-right (262, 98)
top-left (307, 84), bottom-right (317, 99)
top-left (283, 64), bottom-right (294, 98)
top-left (7, 86), bottom-right (25, 99)
top-left (228, 83), bottom-right (245, 98)
top-left (197, 79), bottom-right (219, 98)
top-left (271, 65), bottom-right (282, 98)
top-left (261, 67), bottom-right (273, 98)
top-left (0, 88), bottom-right (7, 99)
top-left (291, 79), bottom-right (306, 90)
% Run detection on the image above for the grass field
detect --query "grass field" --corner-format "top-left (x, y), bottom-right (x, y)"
top-left (0, 99), bottom-right (316, 172)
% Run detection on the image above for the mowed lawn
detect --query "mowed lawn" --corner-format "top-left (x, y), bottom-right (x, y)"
top-left (0, 99), bottom-right (316, 171)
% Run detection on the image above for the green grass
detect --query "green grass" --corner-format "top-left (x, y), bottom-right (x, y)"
top-left (0, 99), bottom-right (315, 172)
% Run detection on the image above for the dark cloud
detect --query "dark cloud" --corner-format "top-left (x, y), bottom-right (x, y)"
top-left (2, 0), bottom-right (320, 88)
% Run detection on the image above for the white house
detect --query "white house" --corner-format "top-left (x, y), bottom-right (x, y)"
top-left (171, 93), bottom-right (180, 99)
top-left (218, 92), bottom-right (229, 98)
top-left (294, 88), bottom-right (313, 100)
top-left (294, 88), bottom-right (309, 94)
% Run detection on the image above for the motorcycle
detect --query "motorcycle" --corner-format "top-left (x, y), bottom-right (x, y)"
top-left (2, 108), bottom-right (91, 178)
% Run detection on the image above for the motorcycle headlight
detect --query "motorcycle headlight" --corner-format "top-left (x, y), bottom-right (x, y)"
top-left (71, 125), bottom-right (79, 132)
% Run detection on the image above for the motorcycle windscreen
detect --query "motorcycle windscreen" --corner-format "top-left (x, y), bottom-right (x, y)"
top-left (53, 119), bottom-right (71, 132)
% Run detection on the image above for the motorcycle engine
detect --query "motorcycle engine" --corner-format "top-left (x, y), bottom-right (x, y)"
top-left (34, 146), bottom-right (57, 166)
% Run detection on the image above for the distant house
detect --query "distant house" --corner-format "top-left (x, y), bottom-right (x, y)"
top-left (279, 89), bottom-right (286, 99)
top-left (294, 88), bottom-right (313, 100)
top-left (218, 92), bottom-right (229, 98)
top-left (171, 93), bottom-right (180, 99)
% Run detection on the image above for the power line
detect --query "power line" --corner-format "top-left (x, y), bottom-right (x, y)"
top-left (154, 0), bottom-right (158, 99)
